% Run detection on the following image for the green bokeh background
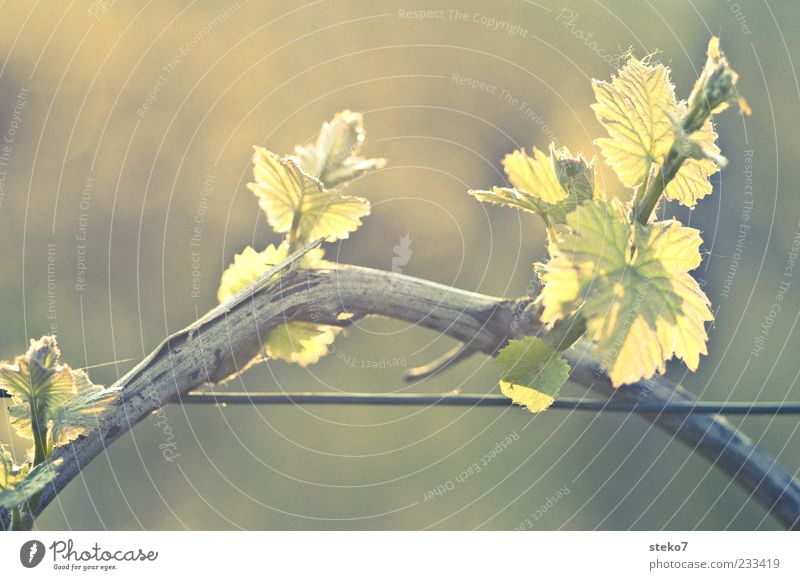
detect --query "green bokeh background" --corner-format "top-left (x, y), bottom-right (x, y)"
top-left (1, 0), bottom-right (799, 530)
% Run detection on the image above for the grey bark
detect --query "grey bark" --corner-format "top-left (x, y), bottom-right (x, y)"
top-left (1, 265), bottom-right (798, 529)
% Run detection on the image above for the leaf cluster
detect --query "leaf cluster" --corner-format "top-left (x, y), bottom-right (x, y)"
top-left (470, 38), bottom-right (747, 411)
top-left (0, 336), bottom-right (117, 523)
top-left (217, 111), bottom-right (385, 367)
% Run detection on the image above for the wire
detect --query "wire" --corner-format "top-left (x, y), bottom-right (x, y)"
top-left (178, 391), bottom-right (800, 414)
top-left (4, 387), bottom-right (798, 414)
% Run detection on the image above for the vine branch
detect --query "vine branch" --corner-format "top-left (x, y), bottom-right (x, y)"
top-left (1, 265), bottom-right (798, 530)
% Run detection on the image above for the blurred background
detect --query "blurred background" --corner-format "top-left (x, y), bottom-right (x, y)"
top-left (1, 0), bottom-right (799, 530)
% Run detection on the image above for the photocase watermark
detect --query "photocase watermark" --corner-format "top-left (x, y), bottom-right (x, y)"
top-left (450, 73), bottom-right (556, 143)
top-left (594, 278), bottom-right (651, 378)
top-left (556, 7), bottom-right (620, 68)
top-left (587, 278), bottom-right (659, 397)
top-left (391, 234), bottom-right (413, 273)
top-left (720, 150), bottom-right (754, 299)
top-left (20, 540), bottom-right (46, 568)
top-left (515, 485), bottom-right (570, 530)
top-left (725, 0), bottom-right (752, 36)
top-left (137, 2), bottom-right (245, 116)
top-left (751, 219), bottom-right (800, 358)
top-left (190, 174), bottom-right (214, 299)
top-left (422, 431), bottom-right (519, 501)
top-left (144, 377), bottom-right (181, 463)
top-left (47, 539), bottom-right (158, 571)
top-left (398, 8), bottom-right (529, 38)
top-left (328, 344), bottom-right (407, 370)
top-left (0, 86), bottom-right (29, 210)
top-left (75, 174), bottom-right (94, 293)
top-left (87, 0), bottom-right (119, 20)
top-left (46, 242), bottom-right (58, 334)
top-left (511, 266), bottom-right (546, 333)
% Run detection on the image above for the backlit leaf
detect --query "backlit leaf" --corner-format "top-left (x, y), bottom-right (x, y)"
top-left (248, 148), bottom-right (370, 243)
top-left (496, 336), bottom-right (570, 413)
top-left (663, 116), bottom-right (721, 206)
top-left (0, 459), bottom-right (60, 510)
top-left (0, 337), bottom-right (77, 439)
top-left (469, 145), bottom-right (595, 225)
top-left (503, 147), bottom-right (568, 204)
top-left (549, 146), bottom-right (597, 222)
top-left (295, 110), bottom-right (386, 188)
top-left (537, 199), bottom-right (712, 386)
top-left (537, 199), bottom-right (631, 323)
top-left (468, 186), bottom-right (548, 217)
top-left (49, 370), bottom-right (120, 446)
top-left (263, 321), bottom-right (340, 366)
top-left (217, 242), bottom-right (339, 366)
top-left (592, 57), bottom-right (676, 188)
top-left (2, 339), bottom-right (119, 447)
top-left (0, 445), bottom-right (17, 490)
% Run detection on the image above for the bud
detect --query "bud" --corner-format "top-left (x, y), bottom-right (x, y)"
top-left (685, 37), bottom-right (750, 132)
top-left (551, 144), bottom-right (595, 200)
top-left (27, 336), bottom-right (61, 369)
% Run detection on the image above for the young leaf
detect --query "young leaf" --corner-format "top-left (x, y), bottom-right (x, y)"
top-left (49, 370), bottom-right (120, 447)
top-left (593, 45), bottom-right (736, 209)
top-left (468, 186), bottom-right (547, 217)
top-left (0, 445), bottom-right (16, 490)
top-left (217, 242), bottom-right (340, 366)
top-left (294, 110), bottom-right (386, 188)
top-left (549, 146), bottom-right (597, 221)
top-left (248, 147), bottom-right (371, 244)
top-left (217, 243), bottom-right (327, 302)
top-left (592, 57), bottom-right (676, 188)
top-left (496, 336), bottom-right (570, 413)
top-left (1, 444), bottom-right (59, 508)
top-left (502, 146), bottom-right (569, 204)
top-left (537, 198), bottom-right (632, 324)
top-left (263, 322), bottom-right (340, 366)
top-left (0, 458), bottom-right (59, 510)
top-left (537, 199), bottom-right (712, 386)
top-left (663, 117), bottom-right (721, 206)
top-left (2, 339), bottom-right (119, 452)
top-left (469, 145), bottom-right (594, 226)
top-left (687, 37), bottom-right (751, 121)
top-left (0, 337), bottom-right (77, 439)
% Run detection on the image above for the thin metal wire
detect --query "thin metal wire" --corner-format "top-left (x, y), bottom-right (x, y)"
top-left (4, 387), bottom-right (798, 413)
top-left (179, 391), bottom-right (800, 414)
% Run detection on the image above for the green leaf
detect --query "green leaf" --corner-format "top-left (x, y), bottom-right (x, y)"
top-left (552, 147), bottom-right (594, 199)
top-left (592, 50), bottom-right (730, 208)
top-left (2, 338), bottom-right (119, 449)
top-left (0, 337), bottom-right (77, 439)
top-left (549, 146), bottom-right (596, 222)
top-left (217, 242), bottom-right (327, 302)
top-left (469, 145), bottom-right (594, 226)
top-left (663, 116), bottom-right (721, 206)
top-left (294, 110), bottom-right (386, 188)
top-left (263, 321), bottom-right (340, 366)
top-left (536, 199), bottom-right (632, 324)
top-left (0, 445), bottom-right (17, 490)
top-left (0, 458), bottom-right (59, 510)
top-left (217, 242), bottom-right (339, 366)
top-left (49, 370), bottom-right (120, 447)
top-left (248, 148), bottom-right (371, 244)
top-left (502, 146), bottom-right (569, 204)
top-left (592, 57), bottom-right (676, 188)
top-left (496, 336), bottom-right (570, 413)
top-left (537, 199), bottom-right (712, 386)
top-left (468, 186), bottom-right (547, 217)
